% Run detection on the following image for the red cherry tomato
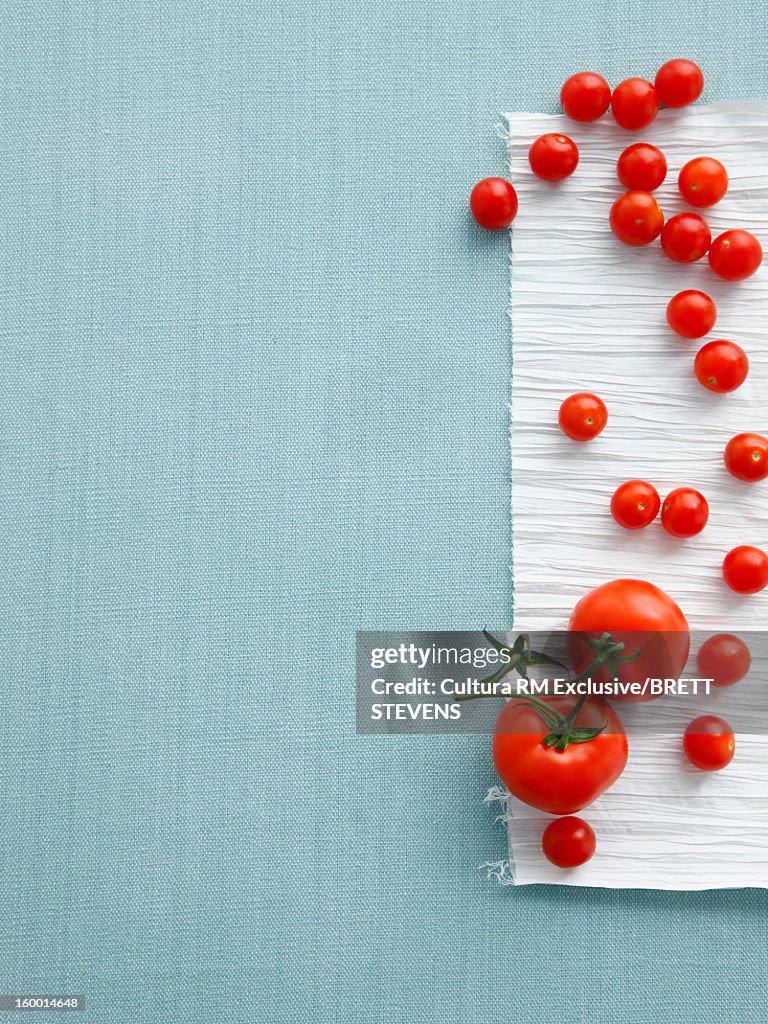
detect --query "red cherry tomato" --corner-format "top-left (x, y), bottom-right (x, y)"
top-left (723, 546), bottom-right (768, 594)
top-left (683, 716), bottom-right (735, 771)
top-left (610, 480), bottom-right (660, 530)
top-left (616, 143), bottom-right (667, 191)
top-left (696, 634), bottom-right (751, 688)
top-left (694, 340), bottom-right (749, 393)
top-left (666, 289), bottom-right (716, 339)
top-left (568, 579), bottom-right (689, 704)
top-left (661, 213), bottom-right (711, 263)
top-left (528, 134), bottom-right (579, 182)
top-left (724, 433), bottom-right (768, 482)
top-left (661, 487), bottom-right (709, 538)
top-left (560, 72), bottom-right (611, 122)
top-left (493, 695), bottom-right (628, 814)
top-left (654, 59), bottom-right (704, 108)
top-left (558, 393), bottom-right (607, 441)
top-left (610, 191), bottom-right (664, 246)
top-left (611, 78), bottom-right (659, 130)
top-left (708, 230), bottom-right (763, 282)
top-left (469, 177), bottom-right (518, 230)
top-left (542, 816), bottom-right (596, 868)
top-left (678, 157), bottom-right (728, 208)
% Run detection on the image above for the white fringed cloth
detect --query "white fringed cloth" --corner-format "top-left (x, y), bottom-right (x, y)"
top-left (498, 101), bottom-right (768, 889)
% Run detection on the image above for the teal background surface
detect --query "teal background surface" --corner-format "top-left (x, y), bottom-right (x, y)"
top-left (1, 2), bottom-right (767, 1021)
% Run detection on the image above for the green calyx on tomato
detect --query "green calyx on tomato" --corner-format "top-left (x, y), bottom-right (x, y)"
top-left (469, 629), bottom-right (640, 751)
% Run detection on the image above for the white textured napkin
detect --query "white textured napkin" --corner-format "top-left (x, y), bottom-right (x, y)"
top-left (494, 101), bottom-right (768, 889)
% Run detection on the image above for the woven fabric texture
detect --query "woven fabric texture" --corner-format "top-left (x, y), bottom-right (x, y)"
top-left (1, 2), bottom-right (768, 1022)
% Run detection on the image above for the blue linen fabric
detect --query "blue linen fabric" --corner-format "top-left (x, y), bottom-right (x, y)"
top-left (1, 2), bottom-right (767, 1022)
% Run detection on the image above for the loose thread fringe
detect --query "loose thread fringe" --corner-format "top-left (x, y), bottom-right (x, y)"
top-left (481, 787), bottom-right (517, 885)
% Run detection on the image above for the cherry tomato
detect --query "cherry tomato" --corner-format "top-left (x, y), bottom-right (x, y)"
top-left (663, 491), bottom-right (712, 540)
top-left (661, 487), bottom-right (709, 537)
top-left (661, 213), bottom-right (711, 263)
top-left (708, 230), bottom-right (763, 282)
top-left (610, 191), bottom-right (664, 246)
top-left (694, 340), bottom-right (749, 393)
top-left (723, 545), bottom-right (768, 594)
top-left (558, 393), bottom-right (607, 441)
top-left (696, 634), bottom-right (751, 688)
top-left (683, 716), bottom-right (735, 771)
top-left (724, 433), bottom-right (768, 482)
top-left (678, 157), bottom-right (728, 208)
top-left (493, 695), bottom-right (627, 814)
top-left (568, 579), bottom-right (689, 703)
top-left (666, 289), bottom-right (716, 339)
top-left (469, 177), bottom-right (518, 230)
top-left (654, 59), bottom-right (704, 108)
top-left (542, 816), bottom-right (596, 868)
top-left (611, 78), bottom-right (659, 130)
top-left (617, 143), bottom-right (667, 191)
top-left (528, 133), bottom-right (579, 182)
top-left (560, 72), bottom-right (611, 122)
top-left (610, 480), bottom-right (660, 530)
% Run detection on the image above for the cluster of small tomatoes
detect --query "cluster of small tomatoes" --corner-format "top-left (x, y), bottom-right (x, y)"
top-left (471, 61), bottom-right (766, 598)
top-left (473, 61), bottom-right (764, 869)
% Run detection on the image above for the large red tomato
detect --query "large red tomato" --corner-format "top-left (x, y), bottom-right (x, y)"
top-left (493, 695), bottom-right (628, 815)
top-left (567, 579), bottom-right (690, 702)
